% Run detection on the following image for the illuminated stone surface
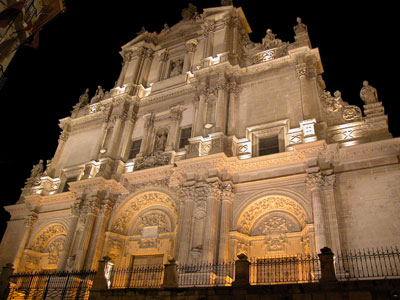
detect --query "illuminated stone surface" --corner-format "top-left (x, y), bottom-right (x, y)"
top-left (0, 3), bottom-right (399, 272)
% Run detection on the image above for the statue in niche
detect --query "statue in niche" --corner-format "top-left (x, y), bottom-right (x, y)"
top-left (360, 81), bottom-right (378, 104)
top-left (78, 88), bottom-right (89, 107)
top-left (169, 59), bottom-right (183, 77)
top-left (293, 17), bottom-right (307, 34)
top-left (155, 130), bottom-right (168, 152)
top-left (181, 3), bottom-right (198, 20)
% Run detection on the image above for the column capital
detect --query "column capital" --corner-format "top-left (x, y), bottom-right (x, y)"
top-left (24, 213), bottom-right (38, 228)
top-left (323, 174), bottom-right (336, 188)
top-left (306, 171), bottom-right (323, 190)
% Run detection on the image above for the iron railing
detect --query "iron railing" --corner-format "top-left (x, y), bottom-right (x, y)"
top-left (110, 264), bottom-right (164, 288)
top-left (249, 255), bottom-right (320, 285)
top-left (177, 262), bottom-right (234, 287)
top-left (335, 247), bottom-right (400, 280)
top-left (7, 270), bottom-right (95, 300)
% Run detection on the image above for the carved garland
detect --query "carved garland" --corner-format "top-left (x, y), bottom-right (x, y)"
top-left (31, 224), bottom-right (67, 252)
top-left (237, 196), bottom-right (307, 235)
top-left (111, 192), bottom-right (177, 235)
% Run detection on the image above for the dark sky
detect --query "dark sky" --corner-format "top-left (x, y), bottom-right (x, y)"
top-left (0, 1), bottom-right (399, 240)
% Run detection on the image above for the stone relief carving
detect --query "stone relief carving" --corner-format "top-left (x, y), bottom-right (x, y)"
top-left (112, 192), bottom-right (177, 234)
top-left (360, 81), bottom-right (378, 104)
top-left (262, 29), bottom-right (286, 50)
top-left (252, 215), bottom-right (299, 236)
top-left (134, 152), bottom-right (170, 171)
top-left (31, 224), bottom-right (66, 252)
top-left (46, 237), bottom-right (65, 264)
top-left (265, 234), bottom-right (287, 251)
top-left (342, 105), bottom-right (362, 122)
top-left (133, 211), bottom-right (170, 235)
top-left (106, 239), bottom-right (123, 260)
top-left (154, 129), bottom-right (168, 151)
top-left (236, 241), bottom-right (248, 256)
top-left (237, 196), bottom-right (307, 235)
top-left (321, 90), bottom-right (362, 123)
top-left (139, 238), bottom-right (158, 248)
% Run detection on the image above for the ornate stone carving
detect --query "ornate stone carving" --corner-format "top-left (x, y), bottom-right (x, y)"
top-left (139, 238), bottom-right (158, 248)
top-left (252, 215), bottom-right (300, 236)
top-left (322, 90), bottom-right (346, 113)
top-left (76, 88), bottom-right (89, 108)
top-left (169, 58), bottom-right (183, 78)
top-left (112, 192), bottom-right (177, 234)
top-left (134, 152), bottom-right (170, 171)
top-left (31, 224), bottom-right (66, 252)
top-left (133, 211), bottom-right (170, 235)
top-left (26, 160), bottom-right (44, 186)
top-left (106, 239), bottom-right (123, 260)
top-left (266, 234), bottom-right (287, 251)
top-left (306, 172), bottom-right (323, 190)
top-left (237, 196), bottom-right (307, 234)
top-left (360, 81), bottom-right (378, 104)
top-left (46, 237), bottom-right (65, 264)
top-left (236, 241), bottom-right (248, 256)
top-left (342, 105), bottom-right (362, 122)
top-left (90, 86), bottom-right (105, 104)
top-left (296, 63), bottom-right (307, 78)
top-left (25, 214), bottom-right (38, 228)
top-left (203, 21), bottom-right (216, 37)
top-left (262, 29), bottom-right (286, 50)
top-left (185, 39), bottom-right (198, 53)
top-left (181, 3), bottom-right (198, 21)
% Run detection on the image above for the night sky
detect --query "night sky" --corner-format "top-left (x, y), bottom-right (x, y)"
top-left (0, 1), bottom-right (398, 241)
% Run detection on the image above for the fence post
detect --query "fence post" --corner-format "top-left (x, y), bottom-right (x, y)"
top-left (162, 258), bottom-right (178, 288)
top-left (318, 247), bottom-right (338, 284)
top-left (91, 256), bottom-right (111, 292)
top-left (0, 263), bottom-right (14, 300)
top-left (232, 254), bottom-right (250, 287)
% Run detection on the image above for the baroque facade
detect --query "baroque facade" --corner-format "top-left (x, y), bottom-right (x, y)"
top-left (1, 2), bottom-right (400, 272)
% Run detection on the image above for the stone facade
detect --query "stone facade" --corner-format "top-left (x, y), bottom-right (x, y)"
top-left (1, 3), bottom-right (399, 272)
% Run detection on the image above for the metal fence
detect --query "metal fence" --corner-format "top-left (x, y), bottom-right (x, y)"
top-left (110, 264), bottom-right (164, 288)
top-left (249, 255), bottom-right (320, 285)
top-left (177, 262), bottom-right (234, 287)
top-left (335, 247), bottom-right (400, 280)
top-left (7, 270), bottom-right (95, 300)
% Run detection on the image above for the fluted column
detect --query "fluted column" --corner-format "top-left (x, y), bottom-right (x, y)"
top-left (218, 182), bottom-right (233, 262)
top-left (177, 185), bottom-right (195, 263)
top-left (306, 171), bottom-right (327, 253)
top-left (73, 198), bottom-right (99, 270)
top-left (193, 88), bottom-right (208, 137)
top-left (13, 213), bottom-right (38, 271)
top-left (202, 182), bottom-right (221, 263)
top-left (57, 203), bottom-right (80, 271)
top-left (227, 82), bottom-right (239, 136)
top-left (322, 174), bottom-right (341, 254)
top-left (215, 79), bottom-right (229, 133)
top-left (84, 197), bottom-right (114, 270)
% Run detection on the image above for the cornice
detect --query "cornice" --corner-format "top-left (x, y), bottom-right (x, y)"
top-left (68, 177), bottom-right (128, 194)
top-left (140, 84), bottom-right (194, 106)
top-left (4, 203), bottom-right (29, 217)
top-left (121, 165), bottom-right (174, 185)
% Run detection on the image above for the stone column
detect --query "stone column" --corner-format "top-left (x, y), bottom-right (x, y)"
top-left (137, 48), bottom-right (153, 86)
top-left (13, 214), bottom-right (38, 271)
top-left (116, 52), bottom-right (132, 87)
top-left (84, 198), bottom-right (114, 270)
top-left (306, 171), bottom-right (327, 253)
top-left (177, 186), bottom-right (195, 263)
top-left (74, 198), bottom-right (99, 270)
top-left (231, 17), bottom-right (240, 63)
top-left (215, 79), bottom-right (229, 133)
top-left (107, 115), bottom-right (124, 159)
top-left (47, 127), bottom-right (69, 177)
top-left (203, 21), bottom-right (215, 59)
top-left (227, 82), bottom-right (239, 136)
top-left (193, 88), bottom-right (208, 137)
top-left (202, 182), bottom-right (221, 263)
top-left (57, 203), bottom-right (80, 271)
top-left (117, 112), bottom-right (137, 160)
top-left (165, 106), bottom-right (183, 151)
top-left (131, 47), bottom-right (146, 85)
top-left (322, 173), bottom-right (341, 254)
top-left (218, 182), bottom-right (233, 263)
top-left (184, 40), bottom-right (197, 73)
top-left (91, 114), bottom-right (110, 161)
top-left (296, 63), bottom-right (314, 120)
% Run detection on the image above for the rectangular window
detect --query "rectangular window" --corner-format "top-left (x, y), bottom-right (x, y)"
top-left (179, 127), bottom-right (192, 149)
top-left (128, 139), bottom-right (142, 159)
top-left (259, 136), bottom-right (279, 156)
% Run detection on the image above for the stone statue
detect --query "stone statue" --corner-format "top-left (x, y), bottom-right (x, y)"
top-left (161, 23), bottom-right (170, 34)
top-left (181, 3), bottom-right (198, 20)
top-left (262, 29), bottom-right (283, 49)
top-left (155, 131), bottom-right (168, 151)
top-left (360, 81), bottom-right (378, 104)
top-left (293, 17), bottom-right (307, 34)
top-left (169, 59), bottom-right (183, 77)
top-left (90, 86), bottom-right (105, 104)
top-left (221, 0), bottom-right (232, 6)
top-left (78, 88), bottom-right (89, 107)
top-left (26, 159), bottom-right (44, 186)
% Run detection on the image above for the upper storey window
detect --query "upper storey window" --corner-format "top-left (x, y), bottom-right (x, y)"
top-left (128, 139), bottom-right (142, 159)
top-left (259, 136), bottom-right (279, 156)
top-left (179, 127), bottom-right (192, 149)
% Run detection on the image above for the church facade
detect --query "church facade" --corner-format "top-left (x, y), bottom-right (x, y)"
top-left (1, 3), bottom-right (400, 273)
